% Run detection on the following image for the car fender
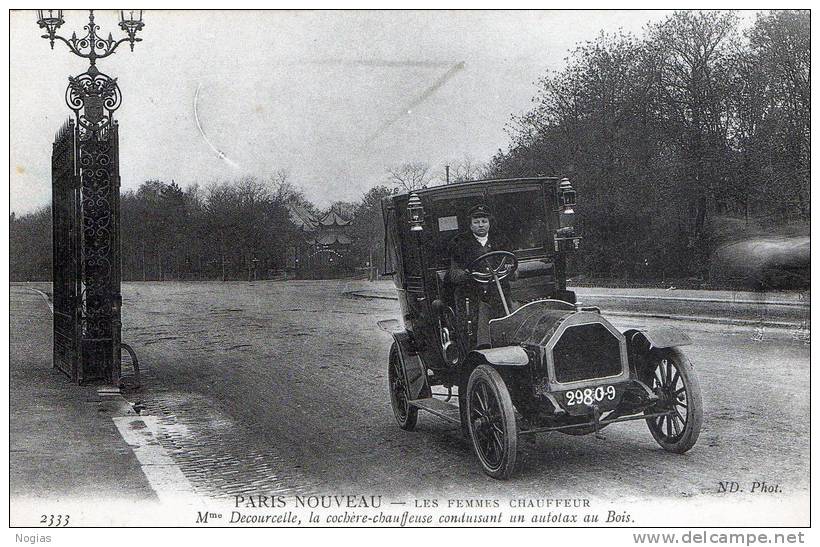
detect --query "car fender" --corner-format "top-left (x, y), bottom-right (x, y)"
top-left (389, 331), bottom-right (429, 400)
top-left (624, 326), bottom-right (692, 352)
top-left (467, 346), bottom-right (530, 367)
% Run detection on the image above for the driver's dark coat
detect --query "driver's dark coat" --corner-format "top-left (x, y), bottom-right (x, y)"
top-left (446, 230), bottom-right (513, 345)
top-left (447, 230), bottom-right (513, 290)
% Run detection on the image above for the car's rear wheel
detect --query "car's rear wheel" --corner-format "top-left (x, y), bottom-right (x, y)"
top-left (466, 365), bottom-right (518, 479)
top-left (388, 343), bottom-right (418, 431)
top-left (644, 348), bottom-right (702, 453)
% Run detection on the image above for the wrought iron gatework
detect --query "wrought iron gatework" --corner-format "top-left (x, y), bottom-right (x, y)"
top-left (66, 66), bottom-right (121, 134)
top-left (50, 120), bottom-right (123, 384)
top-left (51, 119), bottom-right (81, 381)
top-left (40, 10), bottom-right (143, 385)
top-left (78, 124), bottom-right (122, 384)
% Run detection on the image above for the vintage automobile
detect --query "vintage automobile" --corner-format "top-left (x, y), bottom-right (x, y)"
top-left (378, 176), bottom-right (702, 479)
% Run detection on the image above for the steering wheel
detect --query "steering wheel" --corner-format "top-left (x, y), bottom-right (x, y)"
top-left (465, 250), bottom-right (518, 284)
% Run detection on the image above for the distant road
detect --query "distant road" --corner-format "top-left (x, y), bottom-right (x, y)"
top-left (345, 281), bottom-right (810, 327)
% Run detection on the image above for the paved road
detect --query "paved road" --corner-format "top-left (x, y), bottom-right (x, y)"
top-left (102, 280), bottom-right (808, 517)
top-left (349, 281), bottom-right (810, 326)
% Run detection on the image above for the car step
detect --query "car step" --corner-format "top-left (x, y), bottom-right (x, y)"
top-left (409, 397), bottom-right (461, 425)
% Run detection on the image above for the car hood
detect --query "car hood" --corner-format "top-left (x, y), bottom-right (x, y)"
top-left (489, 301), bottom-right (605, 347)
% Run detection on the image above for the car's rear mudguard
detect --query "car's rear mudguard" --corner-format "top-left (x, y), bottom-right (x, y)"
top-left (379, 320), bottom-right (430, 400)
top-left (392, 332), bottom-right (429, 400)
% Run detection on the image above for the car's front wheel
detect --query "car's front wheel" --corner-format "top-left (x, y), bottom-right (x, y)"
top-left (466, 365), bottom-right (518, 479)
top-left (644, 348), bottom-right (703, 453)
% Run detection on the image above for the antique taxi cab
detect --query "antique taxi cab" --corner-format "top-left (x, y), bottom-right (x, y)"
top-left (378, 176), bottom-right (702, 479)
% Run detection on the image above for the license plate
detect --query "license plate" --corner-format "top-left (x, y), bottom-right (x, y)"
top-left (564, 385), bottom-right (617, 407)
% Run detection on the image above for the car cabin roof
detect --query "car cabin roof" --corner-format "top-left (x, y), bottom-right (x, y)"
top-left (383, 176), bottom-right (560, 270)
top-left (385, 176), bottom-right (559, 205)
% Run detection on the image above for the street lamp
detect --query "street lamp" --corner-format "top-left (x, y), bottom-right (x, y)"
top-left (36, 9), bottom-right (146, 134)
top-left (118, 10), bottom-right (146, 50)
top-left (37, 9), bottom-right (145, 62)
top-left (35, 9), bottom-right (64, 46)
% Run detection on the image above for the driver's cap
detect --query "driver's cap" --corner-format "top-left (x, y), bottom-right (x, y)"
top-left (468, 204), bottom-right (492, 219)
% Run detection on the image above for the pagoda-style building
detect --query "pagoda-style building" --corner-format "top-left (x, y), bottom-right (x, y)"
top-left (287, 204), bottom-right (354, 278)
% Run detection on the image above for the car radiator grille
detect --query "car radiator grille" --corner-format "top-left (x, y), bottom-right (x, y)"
top-left (552, 323), bottom-right (622, 383)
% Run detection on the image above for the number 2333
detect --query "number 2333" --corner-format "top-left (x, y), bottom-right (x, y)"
top-left (40, 514), bottom-right (69, 527)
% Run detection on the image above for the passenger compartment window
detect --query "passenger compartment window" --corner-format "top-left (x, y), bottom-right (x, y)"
top-left (431, 194), bottom-right (483, 268)
top-left (490, 187), bottom-right (547, 251)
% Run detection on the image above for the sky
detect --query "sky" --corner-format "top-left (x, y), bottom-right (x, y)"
top-left (9, 9), bottom-right (678, 215)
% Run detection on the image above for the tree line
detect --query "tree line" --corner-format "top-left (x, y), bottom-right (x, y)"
top-left (10, 10), bottom-right (809, 286)
top-left (10, 173), bottom-right (399, 282)
top-left (484, 10), bottom-right (809, 282)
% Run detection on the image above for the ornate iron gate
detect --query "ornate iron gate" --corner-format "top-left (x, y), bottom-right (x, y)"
top-left (52, 119), bottom-right (81, 381)
top-left (51, 119), bottom-right (123, 384)
top-left (78, 124), bottom-right (122, 384)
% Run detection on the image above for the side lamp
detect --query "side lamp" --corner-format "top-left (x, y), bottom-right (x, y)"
top-left (559, 178), bottom-right (576, 215)
top-left (407, 193), bottom-right (425, 232)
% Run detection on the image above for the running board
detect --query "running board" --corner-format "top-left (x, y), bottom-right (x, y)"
top-left (409, 397), bottom-right (461, 425)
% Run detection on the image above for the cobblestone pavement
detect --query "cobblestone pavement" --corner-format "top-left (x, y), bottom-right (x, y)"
top-left (136, 388), bottom-right (316, 499)
top-left (9, 286), bottom-right (157, 512)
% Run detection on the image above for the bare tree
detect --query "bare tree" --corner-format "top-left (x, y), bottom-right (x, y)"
top-left (449, 154), bottom-right (485, 183)
top-left (385, 161), bottom-right (432, 192)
